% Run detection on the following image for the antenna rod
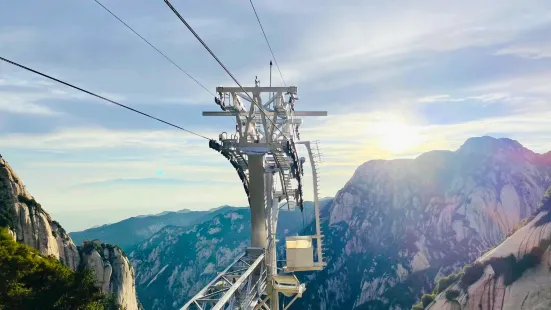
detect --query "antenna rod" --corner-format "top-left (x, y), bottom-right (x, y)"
top-left (269, 60), bottom-right (273, 87)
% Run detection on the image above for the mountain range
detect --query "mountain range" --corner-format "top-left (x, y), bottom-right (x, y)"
top-left (4, 135), bottom-right (551, 310)
top-left (129, 202), bottom-right (318, 309)
top-left (70, 205), bottom-right (244, 251)
top-left (292, 136), bottom-right (551, 310)
top-left (113, 136), bottom-right (551, 309)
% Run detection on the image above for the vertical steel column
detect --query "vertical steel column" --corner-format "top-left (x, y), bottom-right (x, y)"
top-left (265, 172), bottom-right (276, 275)
top-left (249, 155), bottom-right (268, 248)
top-left (265, 170), bottom-right (280, 310)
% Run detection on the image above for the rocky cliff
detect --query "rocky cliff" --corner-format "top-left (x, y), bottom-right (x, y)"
top-left (0, 157), bottom-right (80, 269)
top-left (293, 136), bottom-right (551, 309)
top-left (81, 240), bottom-right (141, 310)
top-left (426, 187), bottom-right (551, 310)
top-left (0, 156), bottom-right (140, 310)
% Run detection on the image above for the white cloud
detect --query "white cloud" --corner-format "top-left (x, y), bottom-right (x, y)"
top-left (0, 129), bottom-right (246, 232)
top-left (470, 71), bottom-right (551, 97)
top-left (50, 89), bottom-right (68, 95)
top-left (0, 75), bottom-right (122, 115)
top-left (416, 95), bottom-right (451, 103)
top-left (131, 13), bottom-right (250, 49)
top-left (282, 0), bottom-right (551, 85)
top-left (0, 127), bottom-right (214, 150)
top-left (415, 92), bottom-right (518, 106)
top-left (0, 76), bottom-right (54, 88)
top-left (0, 127), bottom-right (227, 191)
top-left (0, 93), bottom-right (60, 115)
top-left (495, 42), bottom-right (551, 59)
top-left (0, 27), bottom-right (36, 47)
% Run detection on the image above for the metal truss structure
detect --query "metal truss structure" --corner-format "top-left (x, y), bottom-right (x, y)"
top-left (183, 79), bottom-right (327, 310)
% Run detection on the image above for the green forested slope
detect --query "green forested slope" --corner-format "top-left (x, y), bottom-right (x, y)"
top-left (0, 228), bottom-right (118, 310)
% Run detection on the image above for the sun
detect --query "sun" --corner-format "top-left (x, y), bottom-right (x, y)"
top-left (374, 118), bottom-right (421, 153)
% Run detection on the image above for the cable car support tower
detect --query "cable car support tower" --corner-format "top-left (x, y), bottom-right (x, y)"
top-left (182, 79), bottom-right (327, 310)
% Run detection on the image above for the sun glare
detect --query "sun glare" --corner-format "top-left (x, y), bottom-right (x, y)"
top-left (372, 117), bottom-right (421, 153)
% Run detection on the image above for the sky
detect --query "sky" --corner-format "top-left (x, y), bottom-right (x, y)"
top-left (2, 0), bottom-right (551, 232)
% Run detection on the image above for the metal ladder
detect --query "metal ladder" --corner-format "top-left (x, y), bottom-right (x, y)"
top-left (282, 170), bottom-right (294, 200)
top-left (270, 151), bottom-right (294, 206)
top-left (234, 152), bottom-right (248, 170)
top-left (273, 151), bottom-right (290, 168)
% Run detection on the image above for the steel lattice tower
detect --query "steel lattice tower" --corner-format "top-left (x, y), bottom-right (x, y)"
top-left (182, 81), bottom-right (327, 310)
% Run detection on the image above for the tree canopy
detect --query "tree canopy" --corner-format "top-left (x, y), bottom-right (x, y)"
top-left (0, 228), bottom-right (120, 310)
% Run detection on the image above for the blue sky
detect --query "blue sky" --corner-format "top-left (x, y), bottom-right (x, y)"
top-left (2, 0), bottom-right (551, 232)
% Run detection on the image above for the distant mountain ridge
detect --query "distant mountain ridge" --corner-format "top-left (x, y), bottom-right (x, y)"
top-left (70, 206), bottom-right (244, 251)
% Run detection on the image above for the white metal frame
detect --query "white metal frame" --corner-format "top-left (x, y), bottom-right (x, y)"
top-left (190, 82), bottom-right (327, 309)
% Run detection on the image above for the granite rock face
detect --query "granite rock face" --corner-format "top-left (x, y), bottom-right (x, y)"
top-left (294, 136), bottom-right (551, 309)
top-left (428, 187), bottom-right (551, 310)
top-left (0, 156), bottom-right (140, 310)
top-left (81, 240), bottom-right (140, 310)
top-left (0, 157), bottom-right (80, 269)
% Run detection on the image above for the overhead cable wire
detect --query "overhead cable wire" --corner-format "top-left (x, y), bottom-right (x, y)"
top-left (162, 0), bottom-right (290, 141)
top-left (162, 0), bottom-right (251, 99)
top-left (162, 0), bottom-right (307, 226)
top-left (92, 0), bottom-right (215, 97)
top-left (93, 0), bottom-right (237, 129)
top-left (0, 56), bottom-right (210, 140)
top-left (248, 0), bottom-right (287, 87)
top-left (162, 0), bottom-right (297, 208)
